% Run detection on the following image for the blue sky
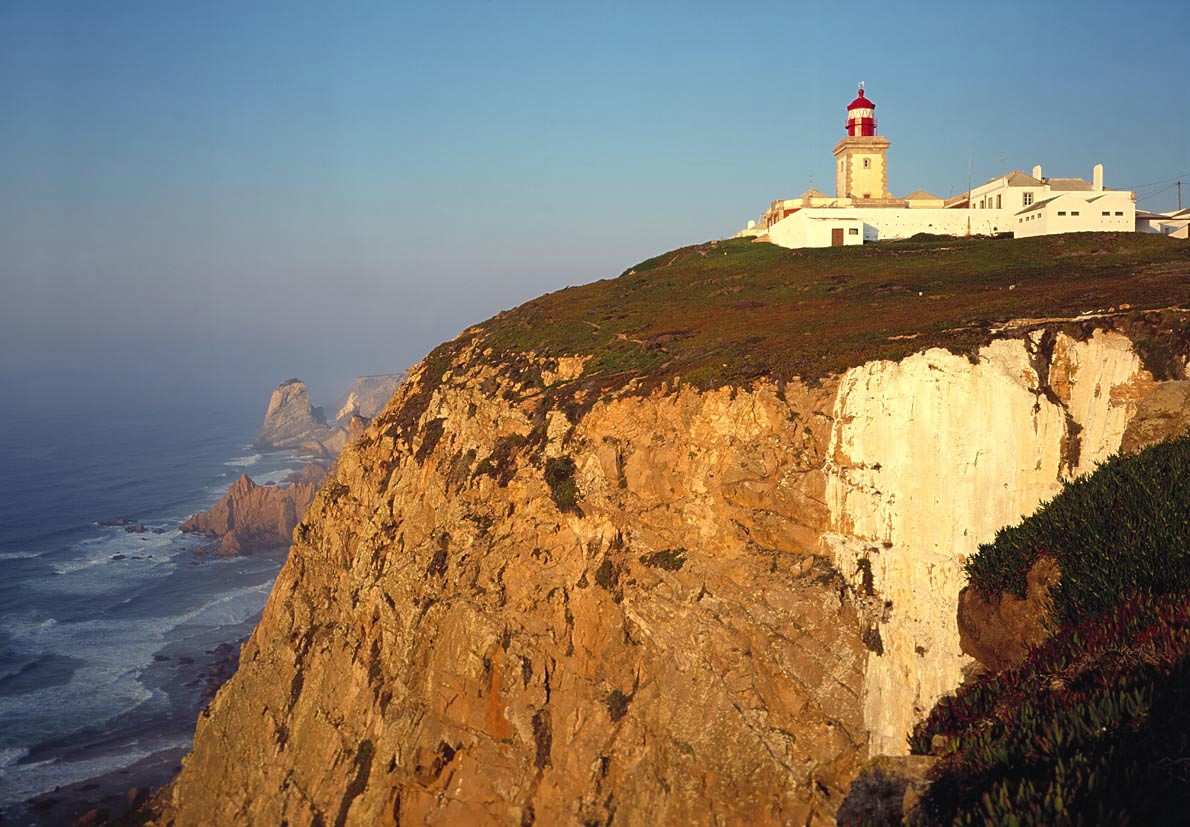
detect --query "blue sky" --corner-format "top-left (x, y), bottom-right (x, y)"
top-left (2, 1), bottom-right (1187, 409)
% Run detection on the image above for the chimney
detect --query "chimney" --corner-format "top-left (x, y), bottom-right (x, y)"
top-left (1093, 163), bottom-right (1104, 191)
top-left (1032, 164), bottom-right (1043, 180)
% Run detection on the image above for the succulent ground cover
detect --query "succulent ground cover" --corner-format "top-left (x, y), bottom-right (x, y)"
top-left (909, 594), bottom-right (1190, 825)
top-left (967, 436), bottom-right (1190, 625)
top-left (910, 437), bottom-right (1190, 825)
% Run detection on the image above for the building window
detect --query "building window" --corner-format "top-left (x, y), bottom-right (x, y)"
top-left (1071, 211), bottom-right (1080, 216)
top-left (1058, 211), bottom-right (1067, 216)
top-left (863, 193), bottom-right (870, 198)
top-left (1102, 211), bottom-right (1110, 216)
top-left (996, 194), bottom-right (1002, 209)
top-left (1115, 211), bottom-right (1123, 216)
top-left (1023, 192), bottom-right (1034, 207)
top-left (848, 228), bottom-right (859, 235)
top-left (863, 159), bottom-right (871, 168)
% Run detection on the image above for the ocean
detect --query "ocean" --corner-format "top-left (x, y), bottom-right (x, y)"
top-left (0, 402), bottom-right (301, 824)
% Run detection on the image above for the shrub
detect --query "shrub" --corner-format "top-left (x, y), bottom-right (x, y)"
top-left (606, 689), bottom-right (632, 722)
top-left (910, 440), bottom-right (1190, 824)
top-left (638, 548), bottom-right (687, 571)
top-left (544, 456), bottom-right (581, 514)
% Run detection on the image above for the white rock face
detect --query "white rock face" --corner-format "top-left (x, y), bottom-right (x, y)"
top-left (823, 335), bottom-right (1153, 756)
top-left (1050, 330), bottom-right (1155, 477)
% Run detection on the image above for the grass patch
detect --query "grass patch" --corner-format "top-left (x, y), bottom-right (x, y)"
top-left (477, 233), bottom-right (1188, 393)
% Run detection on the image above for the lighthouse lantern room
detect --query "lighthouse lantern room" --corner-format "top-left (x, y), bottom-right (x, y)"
top-left (846, 86), bottom-right (877, 136)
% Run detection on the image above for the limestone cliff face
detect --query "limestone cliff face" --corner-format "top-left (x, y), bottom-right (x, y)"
top-left (822, 330), bottom-right (1159, 755)
top-left (161, 319), bottom-right (1186, 825)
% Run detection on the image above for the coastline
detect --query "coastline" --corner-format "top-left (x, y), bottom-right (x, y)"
top-left (0, 404), bottom-right (303, 826)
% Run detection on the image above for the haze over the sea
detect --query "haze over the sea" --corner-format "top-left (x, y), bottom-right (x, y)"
top-left (2, 0), bottom-right (1187, 410)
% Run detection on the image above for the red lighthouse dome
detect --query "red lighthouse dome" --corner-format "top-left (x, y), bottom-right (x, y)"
top-left (845, 87), bottom-right (877, 137)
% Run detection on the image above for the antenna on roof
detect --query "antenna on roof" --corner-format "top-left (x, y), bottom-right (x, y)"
top-left (858, 80), bottom-right (865, 90)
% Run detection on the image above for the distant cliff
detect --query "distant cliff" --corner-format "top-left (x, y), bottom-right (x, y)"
top-left (336, 373), bottom-right (407, 425)
top-left (155, 234), bottom-right (1189, 825)
top-left (257, 375), bottom-right (407, 457)
top-left (254, 379), bottom-right (339, 453)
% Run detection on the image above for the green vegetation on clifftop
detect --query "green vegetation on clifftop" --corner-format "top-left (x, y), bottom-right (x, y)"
top-left (480, 233), bottom-right (1189, 391)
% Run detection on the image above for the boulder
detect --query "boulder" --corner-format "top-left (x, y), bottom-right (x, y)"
top-left (1121, 380), bottom-right (1190, 453)
top-left (347, 413), bottom-right (370, 442)
top-left (957, 555), bottom-right (1060, 672)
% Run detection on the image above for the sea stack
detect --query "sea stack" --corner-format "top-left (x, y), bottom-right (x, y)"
top-left (254, 379), bottom-right (336, 452)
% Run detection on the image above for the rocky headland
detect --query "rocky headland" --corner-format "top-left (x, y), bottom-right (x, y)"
top-left (147, 234), bottom-right (1188, 825)
top-left (179, 375), bottom-right (405, 558)
top-left (180, 463), bottom-right (329, 556)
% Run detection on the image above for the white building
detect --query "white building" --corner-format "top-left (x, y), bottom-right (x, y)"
top-left (768, 206), bottom-right (1003, 249)
top-left (745, 87), bottom-right (1146, 249)
top-left (1013, 189), bottom-right (1135, 238)
top-left (1137, 208), bottom-right (1190, 239)
top-left (970, 163), bottom-right (1135, 238)
top-left (768, 213), bottom-right (865, 248)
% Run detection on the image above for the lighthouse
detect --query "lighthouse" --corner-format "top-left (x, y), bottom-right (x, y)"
top-left (833, 84), bottom-right (891, 201)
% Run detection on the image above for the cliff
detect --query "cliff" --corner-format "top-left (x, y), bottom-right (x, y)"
top-left (157, 234), bottom-right (1189, 825)
top-left (255, 379), bottom-right (340, 452)
top-left (181, 463), bottom-right (328, 556)
top-left (336, 373), bottom-right (408, 425)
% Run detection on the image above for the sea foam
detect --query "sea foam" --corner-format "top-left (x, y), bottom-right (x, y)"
top-left (224, 454), bottom-right (262, 467)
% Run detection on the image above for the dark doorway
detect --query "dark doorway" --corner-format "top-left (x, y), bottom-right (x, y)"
top-left (831, 228), bottom-right (844, 246)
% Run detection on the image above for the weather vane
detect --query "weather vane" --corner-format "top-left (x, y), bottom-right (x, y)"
top-left (858, 80), bottom-right (865, 90)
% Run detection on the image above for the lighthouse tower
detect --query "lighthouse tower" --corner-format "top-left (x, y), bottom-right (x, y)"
top-left (833, 85), bottom-right (891, 201)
